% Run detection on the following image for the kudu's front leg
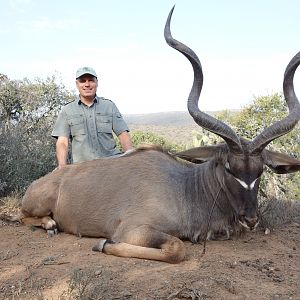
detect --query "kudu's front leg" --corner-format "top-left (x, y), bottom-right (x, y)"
top-left (21, 215), bottom-right (58, 236)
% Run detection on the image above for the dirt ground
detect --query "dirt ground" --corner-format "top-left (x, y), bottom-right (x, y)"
top-left (0, 220), bottom-right (299, 300)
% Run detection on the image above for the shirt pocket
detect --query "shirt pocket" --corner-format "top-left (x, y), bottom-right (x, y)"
top-left (96, 114), bottom-right (113, 134)
top-left (68, 115), bottom-right (85, 136)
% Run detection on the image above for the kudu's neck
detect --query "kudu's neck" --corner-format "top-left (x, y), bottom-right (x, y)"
top-left (192, 161), bottom-right (223, 204)
top-left (183, 160), bottom-right (235, 242)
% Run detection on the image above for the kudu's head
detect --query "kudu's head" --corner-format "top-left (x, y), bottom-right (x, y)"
top-left (165, 6), bottom-right (300, 230)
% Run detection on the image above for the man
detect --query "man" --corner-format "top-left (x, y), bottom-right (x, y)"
top-left (52, 67), bottom-right (133, 169)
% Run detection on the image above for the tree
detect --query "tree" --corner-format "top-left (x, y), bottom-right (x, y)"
top-left (0, 75), bottom-right (75, 196)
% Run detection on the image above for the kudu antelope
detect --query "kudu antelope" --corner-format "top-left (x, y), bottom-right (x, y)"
top-left (21, 7), bottom-right (300, 263)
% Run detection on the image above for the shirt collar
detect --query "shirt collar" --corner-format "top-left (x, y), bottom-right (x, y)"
top-left (77, 95), bottom-right (98, 105)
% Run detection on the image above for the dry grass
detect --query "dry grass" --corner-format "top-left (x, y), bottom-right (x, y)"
top-left (259, 197), bottom-right (300, 230)
top-left (0, 193), bottom-right (21, 222)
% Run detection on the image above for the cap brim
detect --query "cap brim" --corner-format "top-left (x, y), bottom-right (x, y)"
top-left (76, 73), bottom-right (97, 79)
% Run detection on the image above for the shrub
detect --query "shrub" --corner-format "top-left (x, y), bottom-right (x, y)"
top-left (0, 75), bottom-right (74, 196)
top-left (116, 130), bottom-right (184, 152)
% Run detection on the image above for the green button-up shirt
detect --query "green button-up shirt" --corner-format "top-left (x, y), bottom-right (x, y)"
top-left (51, 96), bottom-right (129, 163)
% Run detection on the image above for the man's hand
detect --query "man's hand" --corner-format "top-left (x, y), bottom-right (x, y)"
top-left (118, 131), bottom-right (134, 152)
top-left (53, 164), bottom-right (67, 172)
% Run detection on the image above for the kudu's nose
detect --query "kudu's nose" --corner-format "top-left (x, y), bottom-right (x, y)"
top-left (244, 216), bottom-right (259, 230)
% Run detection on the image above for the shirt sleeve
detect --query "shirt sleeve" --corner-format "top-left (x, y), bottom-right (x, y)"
top-left (51, 109), bottom-right (71, 138)
top-left (112, 103), bottom-right (130, 136)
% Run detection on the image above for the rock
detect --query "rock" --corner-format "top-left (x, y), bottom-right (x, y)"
top-left (229, 261), bottom-right (238, 269)
top-left (273, 276), bottom-right (285, 282)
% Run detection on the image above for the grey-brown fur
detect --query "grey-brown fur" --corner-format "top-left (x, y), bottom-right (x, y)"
top-left (22, 147), bottom-right (232, 241)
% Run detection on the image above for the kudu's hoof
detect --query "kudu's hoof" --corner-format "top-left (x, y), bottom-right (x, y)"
top-left (92, 239), bottom-right (108, 252)
top-left (47, 228), bottom-right (58, 237)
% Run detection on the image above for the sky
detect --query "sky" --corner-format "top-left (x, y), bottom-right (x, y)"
top-left (1, 0), bottom-right (300, 114)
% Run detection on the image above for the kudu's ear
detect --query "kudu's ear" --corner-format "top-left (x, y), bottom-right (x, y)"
top-left (174, 145), bottom-right (225, 164)
top-left (264, 149), bottom-right (300, 174)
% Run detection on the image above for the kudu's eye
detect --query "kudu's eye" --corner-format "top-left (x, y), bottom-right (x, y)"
top-left (225, 162), bottom-right (232, 174)
top-left (224, 161), bottom-right (238, 179)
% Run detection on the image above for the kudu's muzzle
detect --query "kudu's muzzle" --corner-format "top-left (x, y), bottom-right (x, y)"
top-left (238, 213), bottom-right (259, 231)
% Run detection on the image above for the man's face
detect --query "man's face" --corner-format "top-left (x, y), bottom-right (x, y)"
top-left (76, 74), bottom-right (98, 99)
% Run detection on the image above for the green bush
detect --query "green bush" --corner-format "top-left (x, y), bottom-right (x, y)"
top-left (116, 130), bottom-right (184, 152)
top-left (132, 130), bottom-right (185, 151)
top-left (0, 74), bottom-right (74, 196)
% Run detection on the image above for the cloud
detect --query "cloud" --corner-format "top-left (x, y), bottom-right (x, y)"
top-left (8, 0), bottom-right (33, 12)
top-left (16, 17), bottom-right (80, 33)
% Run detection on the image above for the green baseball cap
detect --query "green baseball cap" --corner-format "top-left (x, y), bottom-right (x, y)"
top-left (76, 67), bottom-right (97, 79)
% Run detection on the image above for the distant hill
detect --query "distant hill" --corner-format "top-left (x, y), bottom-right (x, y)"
top-left (123, 110), bottom-right (231, 126)
top-left (123, 111), bottom-right (210, 145)
top-left (123, 110), bottom-right (240, 146)
top-left (123, 111), bottom-right (194, 126)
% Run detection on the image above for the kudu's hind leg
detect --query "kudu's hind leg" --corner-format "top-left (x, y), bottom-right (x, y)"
top-left (21, 186), bottom-right (58, 236)
top-left (92, 226), bottom-right (186, 263)
top-left (20, 195), bottom-right (57, 236)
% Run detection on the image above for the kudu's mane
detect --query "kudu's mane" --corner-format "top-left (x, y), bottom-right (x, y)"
top-left (126, 143), bottom-right (230, 165)
top-left (123, 144), bottom-right (173, 157)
